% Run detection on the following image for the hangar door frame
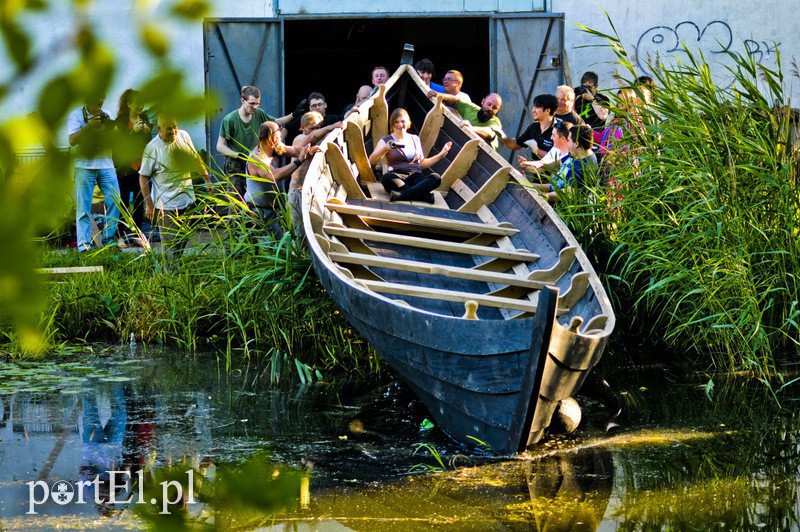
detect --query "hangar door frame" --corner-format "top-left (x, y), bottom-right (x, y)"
top-left (490, 13), bottom-right (565, 161)
top-left (203, 18), bottom-right (284, 173)
top-left (203, 13), bottom-right (564, 168)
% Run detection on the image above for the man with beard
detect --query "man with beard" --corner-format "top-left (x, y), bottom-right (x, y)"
top-left (436, 92), bottom-right (503, 149)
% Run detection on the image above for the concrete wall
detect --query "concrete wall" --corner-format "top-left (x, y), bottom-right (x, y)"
top-left (553, 1), bottom-right (797, 102)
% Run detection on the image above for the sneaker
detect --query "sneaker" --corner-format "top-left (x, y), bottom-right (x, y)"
top-left (117, 238), bottom-right (129, 249)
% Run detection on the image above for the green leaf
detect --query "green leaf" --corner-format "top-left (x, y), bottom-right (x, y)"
top-left (170, 0), bottom-right (210, 20)
top-left (0, 19), bottom-right (32, 72)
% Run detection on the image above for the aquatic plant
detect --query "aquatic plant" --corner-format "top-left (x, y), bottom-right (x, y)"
top-left (562, 16), bottom-right (800, 380)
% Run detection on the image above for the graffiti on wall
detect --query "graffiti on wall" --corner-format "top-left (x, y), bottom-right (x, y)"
top-left (635, 21), bottom-right (780, 82)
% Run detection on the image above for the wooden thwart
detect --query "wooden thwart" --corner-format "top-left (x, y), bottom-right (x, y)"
top-left (358, 279), bottom-right (541, 314)
top-left (324, 202), bottom-right (518, 236)
top-left (344, 121), bottom-right (376, 182)
top-left (328, 250), bottom-right (556, 290)
top-left (323, 224), bottom-right (540, 261)
top-left (325, 142), bottom-right (366, 199)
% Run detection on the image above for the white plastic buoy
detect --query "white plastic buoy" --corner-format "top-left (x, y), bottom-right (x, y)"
top-left (555, 397), bottom-right (582, 433)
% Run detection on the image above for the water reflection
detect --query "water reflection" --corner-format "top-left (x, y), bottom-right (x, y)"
top-left (1, 351), bottom-right (800, 529)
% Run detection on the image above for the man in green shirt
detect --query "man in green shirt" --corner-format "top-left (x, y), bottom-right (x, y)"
top-left (437, 92), bottom-right (503, 149)
top-left (216, 85), bottom-right (298, 199)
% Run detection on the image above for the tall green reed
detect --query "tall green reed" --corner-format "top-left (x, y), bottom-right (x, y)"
top-left (562, 16), bottom-right (800, 380)
top-left (5, 177), bottom-right (376, 380)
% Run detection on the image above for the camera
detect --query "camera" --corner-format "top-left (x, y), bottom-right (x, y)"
top-left (574, 85), bottom-right (590, 99)
top-left (388, 141), bottom-right (405, 149)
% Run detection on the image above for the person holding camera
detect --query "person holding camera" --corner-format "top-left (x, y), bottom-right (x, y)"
top-left (113, 88), bottom-right (153, 248)
top-left (574, 71), bottom-right (610, 131)
top-left (369, 108), bottom-right (452, 203)
top-left (68, 96), bottom-right (121, 252)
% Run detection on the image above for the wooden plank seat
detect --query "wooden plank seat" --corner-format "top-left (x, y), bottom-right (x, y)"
top-left (322, 223), bottom-right (540, 262)
top-left (364, 181), bottom-right (449, 208)
top-left (357, 279), bottom-right (544, 314)
top-left (328, 250), bottom-right (557, 290)
top-left (324, 201), bottom-right (519, 236)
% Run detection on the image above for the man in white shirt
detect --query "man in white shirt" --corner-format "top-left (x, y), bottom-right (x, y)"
top-left (67, 97), bottom-right (120, 251)
top-left (426, 69), bottom-right (472, 119)
top-left (139, 116), bottom-right (210, 255)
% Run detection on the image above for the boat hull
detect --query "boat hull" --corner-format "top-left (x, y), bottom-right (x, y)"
top-left (302, 64), bottom-right (614, 453)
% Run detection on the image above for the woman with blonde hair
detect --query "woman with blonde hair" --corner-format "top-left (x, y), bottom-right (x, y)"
top-left (368, 108), bottom-right (452, 203)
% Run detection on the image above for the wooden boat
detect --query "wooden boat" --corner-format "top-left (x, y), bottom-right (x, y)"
top-left (300, 64), bottom-right (615, 454)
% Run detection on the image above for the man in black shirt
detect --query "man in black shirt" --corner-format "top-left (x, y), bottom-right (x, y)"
top-left (574, 71), bottom-right (610, 130)
top-left (285, 92), bottom-right (341, 144)
top-left (500, 93), bottom-right (559, 159)
top-left (555, 85), bottom-right (583, 125)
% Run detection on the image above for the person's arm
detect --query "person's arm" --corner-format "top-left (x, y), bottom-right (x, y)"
top-left (249, 144), bottom-right (317, 183)
top-left (368, 138), bottom-right (391, 166)
top-left (582, 92), bottom-right (610, 122)
top-left (469, 125), bottom-right (498, 142)
top-left (304, 121), bottom-right (343, 146)
top-left (68, 115), bottom-right (102, 146)
top-left (428, 90), bottom-right (459, 108)
top-left (420, 141), bottom-right (452, 170)
top-left (139, 172), bottom-right (155, 220)
top-left (502, 136), bottom-right (523, 151)
top-left (216, 136), bottom-right (239, 158)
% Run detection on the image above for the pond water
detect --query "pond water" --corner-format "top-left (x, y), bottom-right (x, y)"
top-left (1, 347), bottom-right (799, 530)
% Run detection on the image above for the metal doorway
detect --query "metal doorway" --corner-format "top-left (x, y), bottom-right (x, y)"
top-left (203, 19), bottom-right (283, 173)
top-left (492, 13), bottom-right (565, 160)
top-left (203, 14), bottom-right (563, 166)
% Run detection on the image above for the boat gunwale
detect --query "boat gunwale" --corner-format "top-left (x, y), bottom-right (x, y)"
top-left (301, 64), bottom-right (615, 340)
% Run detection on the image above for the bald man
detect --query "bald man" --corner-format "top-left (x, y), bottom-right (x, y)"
top-left (437, 92), bottom-right (504, 149)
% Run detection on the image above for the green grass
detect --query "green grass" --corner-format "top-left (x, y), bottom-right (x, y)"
top-left (1, 189), bottom-right (379, 381)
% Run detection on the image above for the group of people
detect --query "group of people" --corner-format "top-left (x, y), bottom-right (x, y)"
top-left (68, 91), bottom-right (209, 253)
top-left (70, 58), bottom-right (649, 253)
top-left (416, 62), bottom-right (648, 203)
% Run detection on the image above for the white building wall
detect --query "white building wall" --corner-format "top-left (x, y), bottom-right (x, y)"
top-left (553, 1), bottom-right (797, 102)
top-left (4, 1), bottom-right (797, 147)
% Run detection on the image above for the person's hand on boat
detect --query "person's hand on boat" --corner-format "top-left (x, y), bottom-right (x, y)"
top-left (517, 154), bottom-right (538, 172)
top-left (438, 141), bottom-right (453, 157)
top-left (459, 120), bottom-right (471, 129)
top-left (426, 89), bottom-right (439, 99)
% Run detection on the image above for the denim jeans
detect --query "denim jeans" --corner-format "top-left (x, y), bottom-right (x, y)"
top-left (74, 167), bottom-right (120, 251)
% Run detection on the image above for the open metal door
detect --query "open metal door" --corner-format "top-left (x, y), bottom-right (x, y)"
top-left (491, 14), bottom-right (564, 161)
top-left (203, 19), bottom-right (283, 173)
